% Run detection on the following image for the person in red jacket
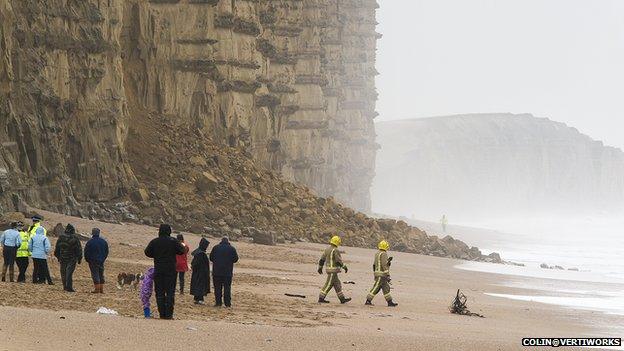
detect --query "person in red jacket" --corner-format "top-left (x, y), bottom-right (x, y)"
top-left (175, 234), bottom-right (190, 295)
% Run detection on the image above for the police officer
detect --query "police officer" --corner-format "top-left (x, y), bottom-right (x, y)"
top-left (15, 221), bottom-right (32, 283)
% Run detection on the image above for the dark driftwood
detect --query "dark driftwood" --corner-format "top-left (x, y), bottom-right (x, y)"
top-left (285, 293), bottom-right (306, 299)
top-left (450, 289), bottom-right (485, 318)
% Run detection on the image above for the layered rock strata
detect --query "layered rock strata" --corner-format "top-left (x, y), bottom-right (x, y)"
top-left (120, 0), bottom-right (379, 212)
top-left (0, 0), bottom-right (378, 213)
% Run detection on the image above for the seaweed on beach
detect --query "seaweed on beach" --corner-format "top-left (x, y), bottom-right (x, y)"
top-left (450, 289), bottom-right (485, 318)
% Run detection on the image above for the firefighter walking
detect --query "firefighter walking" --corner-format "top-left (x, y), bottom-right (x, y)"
top-left (317, 236), bottom-right (351, 304)
top-left (366, 240), bottom-right (398, 307)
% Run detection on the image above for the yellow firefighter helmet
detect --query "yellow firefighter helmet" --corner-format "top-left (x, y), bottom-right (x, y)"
top-left (330, 235), bottom-right (342, 246)
top-left (378, 240), bottom-right (390, 251)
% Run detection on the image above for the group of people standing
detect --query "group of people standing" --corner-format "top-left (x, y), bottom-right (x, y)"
top-left (0, 216), bottom-right (109, 293)
top-left (1, 216), bottom-right (52, 284)
top-left (143, 224), bottom-right (239, 319)
top-left (4, 216), bottom-right (397, 321)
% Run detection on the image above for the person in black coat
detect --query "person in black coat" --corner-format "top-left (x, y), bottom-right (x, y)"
top-left (144, 224), bottom-right (185, 319)
top-left (190, 237), bottom-right (210, 305)
top-left (54, 224), bottom-right (83, 292)
top-left (209, 237), bottom-right (239, 307)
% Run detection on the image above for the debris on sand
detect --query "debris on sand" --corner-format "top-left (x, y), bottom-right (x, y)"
top-left (450, 289), bottom-right (485, 318)
top-left (284, 293), bottom-right (306, 299)
top-left (119, 242), bottom-right (139, 248)
top-left (96, 307), bottom-right (119, 315)
top-left (343, 281), bottom-right (356, 285)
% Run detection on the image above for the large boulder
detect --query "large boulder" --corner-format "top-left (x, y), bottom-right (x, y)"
top-left (486, 252), bottom-right (502, 263)
top-left (243, 227), bottom-right (276, 246)
top-left (51, 223), bottom-right (65, 237)
top-left (190, 156), bottom-right (208, 167)
top-left (130, 188), bottom-right (150, 202)
top-left (377, 219), bottom-right (396, 231)
top-left (195, 171), bottom-right (219, 193)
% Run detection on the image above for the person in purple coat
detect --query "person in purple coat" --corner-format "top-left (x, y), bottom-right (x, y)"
top-left (140, 267), bottom-right (155, 318)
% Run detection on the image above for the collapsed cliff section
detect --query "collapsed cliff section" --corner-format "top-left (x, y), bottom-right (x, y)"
top-left (0, 0), bottom-right (377, 214)
top-left (120, 0), bottom-right (379, 212)
top-left (0, 0), bottom-right (498, 261)
top-left (124, 110), bottom-right (499, 262)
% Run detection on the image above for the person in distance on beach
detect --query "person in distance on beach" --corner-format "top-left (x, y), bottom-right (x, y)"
top-left (15, 221), bottom-right (32, 283)
top-left (27, 215), bottom-right (46, 237)
top-left (54, 224), bottom-right (83, 292)
top-left (209, 236), bottom-right (238, 307)
top-left (84, 228), bottom-right (109, 293)
top-left (1, 222), bottom-right (22, 282)
top-left (317, 235), bottom-right (351, 304)
top-left (29, 226), bottom-right (53, 285)
top-left (140, 267), bottom-right (155, 318)
top-left (175, 234), bottom-right (189, 295)
top-left (144, 224), bottom-right (185, 319)
top-left (190, 237), bottom-right (210, 305)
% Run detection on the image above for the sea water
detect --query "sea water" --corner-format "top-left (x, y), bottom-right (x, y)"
top-left (455, 214), bottom-right (624, 335)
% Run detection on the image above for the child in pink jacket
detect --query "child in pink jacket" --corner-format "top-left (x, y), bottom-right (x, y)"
top-left (140, 267), bottom-right (155, 318)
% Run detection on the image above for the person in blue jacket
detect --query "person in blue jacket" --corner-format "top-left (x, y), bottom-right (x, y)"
top-left (84, 228), bottom-right (109, 294)
top-left (28, 227), bottom-right (53, 285)
top-left (209, 237), bottom-right (239, 307)
top-left (1, 222), bottom-right (22, 282)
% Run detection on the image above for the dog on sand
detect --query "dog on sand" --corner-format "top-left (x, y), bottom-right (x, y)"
top-left (116, 272), bottom-right (144, 290)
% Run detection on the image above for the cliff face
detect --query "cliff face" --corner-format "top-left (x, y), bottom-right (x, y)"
top-left (373, 114), bottom-right (624, 220)
top-left (0, 2), bottom-right (501, 262)
top-left (122, 0), bottom-right (379, 212)
top-left (0, 0), bottom-right (378, 214)
top-left (0, 0), bottom-right (135, 213)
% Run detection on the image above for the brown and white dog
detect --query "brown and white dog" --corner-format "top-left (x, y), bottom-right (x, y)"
top-left (116, 272), bottom-right (144, 290)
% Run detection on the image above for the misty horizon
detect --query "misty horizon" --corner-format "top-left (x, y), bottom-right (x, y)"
top-left (375, 0), bottom-right (624, 150)
top-left (375, 112), bottom-right (624, 151)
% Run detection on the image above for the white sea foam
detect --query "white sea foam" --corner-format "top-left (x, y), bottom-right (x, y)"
top-left (455, 214), bottom-right (624, 337)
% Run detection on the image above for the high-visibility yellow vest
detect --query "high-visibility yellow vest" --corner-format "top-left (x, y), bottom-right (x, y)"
top-left (28, 223), bottom-right (46, 237)
top-left (374, 251), bottom-right (390, 277)
top-left (16, 231), bottom-right (32, 258)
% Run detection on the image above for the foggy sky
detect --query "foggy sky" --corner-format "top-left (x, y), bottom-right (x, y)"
top-left (375, 0), bottom-right (624, 149)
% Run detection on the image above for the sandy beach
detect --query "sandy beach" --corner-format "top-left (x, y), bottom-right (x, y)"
top-left (0, 210), bottom-right (620, 351)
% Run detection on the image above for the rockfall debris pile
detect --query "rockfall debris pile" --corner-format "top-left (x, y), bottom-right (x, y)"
top-left (117, 114), bottom-right (501, 263)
